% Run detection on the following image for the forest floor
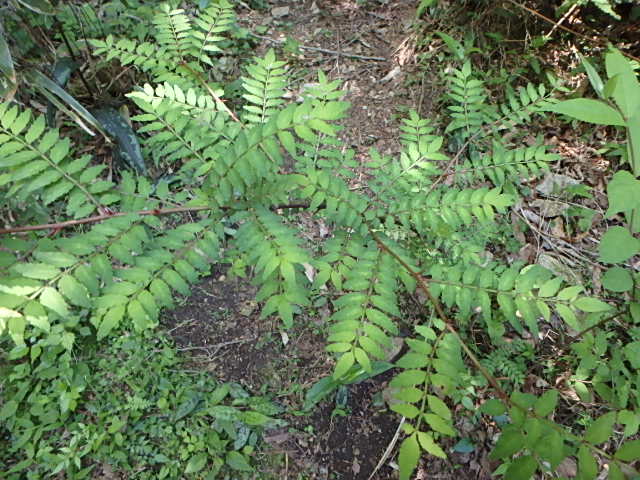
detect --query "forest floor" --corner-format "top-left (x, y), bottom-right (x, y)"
top-left (164, 1), bottom-right (486, 479)
top-left (161, 0), bottom-right (639, 479)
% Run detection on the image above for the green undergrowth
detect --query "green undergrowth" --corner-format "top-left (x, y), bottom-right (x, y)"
top-left (1, 1), bottom-right (640, 479)
top-left (2, 331), bottom-right (282, 478)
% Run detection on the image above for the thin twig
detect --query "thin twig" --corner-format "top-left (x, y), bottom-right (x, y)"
top-left (371, 231), bottom-right (511, 403)
top-left (0, 202), bottom-right (310, 235)
top-left (0, 206), bottom-right (212, 235)
top-left (504, 0), bottom-right (640, 63)
top-left (563, 310), bottom-right (626, 348)
top-left (368, 417), bottom-right (405, 480)
top-left (249, 33), bottom-right (387, 62)
top-left (179, 61), bottom-right (241, 122)
top-left (545, 3), bottom-right (579, 39)
top-left (176, 337), bottom-right (253, 352)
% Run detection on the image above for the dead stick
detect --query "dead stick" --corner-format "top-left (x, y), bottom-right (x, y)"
top-left (249, 33), bottom-right (387, 62)
top-left (504, 0), bottom-right (640, 63)
top-left (0, 202), bottom-right (310, 235)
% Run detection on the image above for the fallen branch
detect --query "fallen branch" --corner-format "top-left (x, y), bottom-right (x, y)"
top-left (505, 0), bottom-right (640, 63)
top-left (249, 33), bottom-right (387, 62)
top-left (0, 202), bottom-right (310, 235)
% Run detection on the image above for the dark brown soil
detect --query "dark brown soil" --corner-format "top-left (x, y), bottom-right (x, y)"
top-left (164, 266), bottom-right (405, 479)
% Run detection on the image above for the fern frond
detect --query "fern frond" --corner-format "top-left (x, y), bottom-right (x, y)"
top-left (0, 103), bottom-right (114, 218)
top-left (1, 212), bottom-right (220, 347)
top-left (445, 61), bottom-right (490, 141)
top-left (387, 186), bottom-right (514, 233)
top-left (91, 36), bottom-right (170, 75)
top-left (153, 4), bottom-right (192, 58)
top-left (200, 100), bottom-right (349, 206)
top-left (129, 82), bottom-right (222, 124)
top-left (235, 207), bottom-right (311, 327)
top-left (424, 261), bottom-right (609, 339)
top-left (455, 143), bottom-right (559, 187)
top-left (91, 3), bottom-right (235, 84)
top-left (485, 82), bottom-right (559, 134)
top-left (191, 0), bottom-right (235, 63)
top-left (241, 49), bottom-right (288, 124)
top-left (299, 169), bottom-right (370, 236)
top-left (293, 72), bottom-right (353, 175)
top-left (400, 110), bottom-right (440, 149)
top-left (370, 125), bottom-right (448, 199)
top-left (328, 246), bottom-right (400, 378)
top-left (389, 327), bottom-right (461, 473)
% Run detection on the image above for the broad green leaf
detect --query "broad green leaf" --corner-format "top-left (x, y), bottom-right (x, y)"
top-left (602, 266), bottom-right (633, 292)
top-left (605, 49), bottom-right (640, 119)
top-left (427, 395), bottom-right (451, 420)
top-left (33, 251), bottom-right (77, 267)
top-left (623, 342), bottom-right (640, 369)
top-left (23, 301), bottom-right (49, 332)
top-left (226, 451), bottom-right (252, 471)
top-left (555, 304), bottom-right (580, 331)
top-left (578, 445), bottom-right (597, 479)
top-left (39, 287), bottom-right (69, 317)
top-left (605, 171), bottom-right (640, 218)
top-left (548, 98), bottom-right (625, 126)
top-left (0, 400), bottom-right (18, 420)
top-left (333, 351), bottom-right (355, 380)
top-left (538, 277), bottom-right (563, 298)
top-left (11, 262), bottom-right (59, 280)
top-left (185, 453), bottom-right (207, 474)
top-left (8, 315), bottom-right (25, 344)
top-left (398, 433), bottom-right (420, 480)
top-left (480, 399), bottom-right (506, 416)
top-left (390, 402), bottom-right (421, 419)
top-left (505, 455), bottom-right (537, 480)
top-left (128, 300), bottom-right (151, 331)
top-left (490, 429), bottom-right (525, 459)
top-left (417, 431), bottom-right (446, 459)
top-left (585, 411), bottom-right (616, 445)
top-left (614, 439), bottom-right (640, 461)
top-left (423, 413), bottom-right (455, 436)
top-left (390, 369), bottom-right (427, 388)
top-left (97, 305), bottom-right (125, 340)
top-left (618, 409), bottom-right (640, 437)
top-left (573, 297), bottom-right (612, 313)
top-left (534, 390), bottom-right (558, 417)
top-left (599, 227), bottom-right (640, 263)
top-left (533, 431), bottom-right (565, 469)
top-left (608, 463), bottom-right (625, 480)
top-left (242, 411), bottom-right (271, 426)
top-left (58, 274), bottom-right (91, 307)
top-left (581, 56), bottom-right (604, 98)
top-left (354, 347), bottom-right (372, 373)
top-left (304, 377), bottom-right (338, 410)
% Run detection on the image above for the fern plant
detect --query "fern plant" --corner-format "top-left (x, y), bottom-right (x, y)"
top-left (2, 2), bottom-right (640, 479)
top-left (90, 0), bottom-right (235, 85)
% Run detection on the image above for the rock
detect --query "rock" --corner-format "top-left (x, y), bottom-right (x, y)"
top-left (530, 199), bottom-right (569, 217)
top-left (538, 253), bottom-right (582, 284)
top-left (536, 172), bottom-right (579, 196)
top-left (271, 6), bottom-right (290, 18)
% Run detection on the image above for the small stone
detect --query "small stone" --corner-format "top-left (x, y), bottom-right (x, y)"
top-left (530, 199), bottom-right (568, 217)
top-left (271, 6), bottom-right (290, 18)
top-left (536, 172), bottom-right (579, 196)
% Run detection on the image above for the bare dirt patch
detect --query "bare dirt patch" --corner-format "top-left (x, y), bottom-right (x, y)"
top-left (164, 266), bottom-right (405, 479)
